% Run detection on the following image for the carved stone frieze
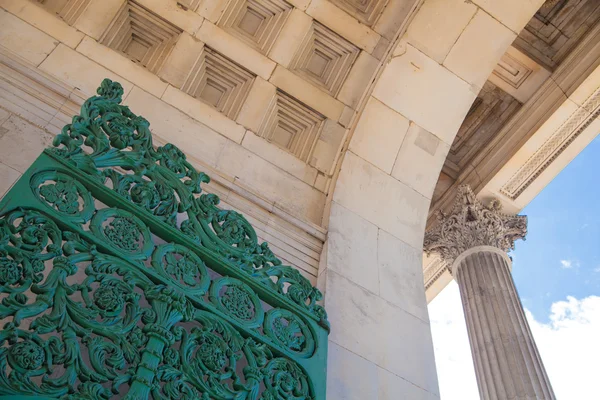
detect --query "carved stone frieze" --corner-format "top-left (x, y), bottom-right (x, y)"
top-left (423, 185), bottom-right (527, 265)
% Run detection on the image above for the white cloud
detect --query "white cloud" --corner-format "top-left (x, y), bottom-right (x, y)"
top-left (429, 282), bottom-right (600, 399)
top-left (560, 259), bottom-right (574, 269)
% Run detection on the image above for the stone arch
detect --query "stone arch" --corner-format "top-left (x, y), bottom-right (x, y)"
top-left (321, 0), bottom-right (546, 397)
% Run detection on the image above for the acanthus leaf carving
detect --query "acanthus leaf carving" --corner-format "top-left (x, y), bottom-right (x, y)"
top-left (423, 185), bottom-right (527, 266)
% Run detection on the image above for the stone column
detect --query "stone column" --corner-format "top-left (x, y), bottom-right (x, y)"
top-left (424, 185), bottom-right (555, 400)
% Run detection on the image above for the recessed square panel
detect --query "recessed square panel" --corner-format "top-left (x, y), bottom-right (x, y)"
top-left (328, 0), bottom-right (388, 26)
top-left (100, 1), bottom-right (182, 74)
top-left (182, 46), bottom-right (256, 119)
top-left (290, 22), bottom-right (359, 95)
top-left (36, 0), bottom-right (92, 25)
top-left (239, 8), bottom-right (265, 36)
top-left (219, 0), bottom-right (292, 54)
top-left (258, 91), bottom-right (325, 162)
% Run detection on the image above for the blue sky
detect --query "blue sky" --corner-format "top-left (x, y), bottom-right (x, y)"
top-left (511, 135), bottom-right (600, 323)
top-left (429, 135), bottom-right (600, 399)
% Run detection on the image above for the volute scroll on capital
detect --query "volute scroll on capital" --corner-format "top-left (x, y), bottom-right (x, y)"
top-left (423, 185), bottom-right (527, 266)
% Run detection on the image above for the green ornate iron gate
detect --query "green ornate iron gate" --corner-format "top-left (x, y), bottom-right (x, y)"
top-left (0, 79), bottom-right (328, 399)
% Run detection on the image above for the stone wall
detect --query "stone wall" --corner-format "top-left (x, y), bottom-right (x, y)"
top-left (0, 0), bottom-right (544, 397)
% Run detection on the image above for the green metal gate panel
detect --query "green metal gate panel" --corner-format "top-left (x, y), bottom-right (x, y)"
top-left (0, 79), bottom-right (329, 399)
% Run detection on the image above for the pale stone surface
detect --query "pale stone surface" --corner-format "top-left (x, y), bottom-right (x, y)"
top-left (372, 0), bottom-right (419, 40)
top-left (569, 63), bottom-right (600, 111)
top-left (405, 0), bottom-right (477, 64)
top-left (444, 10), bottom-right (516, 88)
top-left (0, 115), bottom-right (53, 173)
top-left (73, 0), bottom-right (123, 40)
top-left (216, 141), bottom-right (326, 224)
top-left (268, 9), bottom-right (312, 68)
top-left (378, 367), bottom-right (439, 400)
top-left (0, 9), bottom-right (58, 66)
top-left (392, 123), bottom-right (450, 199)
top-left (124, 87), bottom-right (228, 168)
top-left (373, 44), bottom-right (477, 145)
top-left (349, 96), bottom-right (409, 174)
top-left (327, 342), bottom-right (379, 400)
top-left (241, 131), bottom-right (319, 185)
top-left (236, 77), bottom-right (276, 132)
top-left (77, 36), bottom-right (168, 98)
top-left (306, 0), bottom-right (380, 53)
top-left (338, 106), bottom-right (355, 128)
top-left (489, 46), bottom-right (552, 104)
top-left (269, 66), bottom-right (345, 121)
top-left (136, 0), bottom-right (204, 34)
top-left (337, 51), bottom-right (379, 109)
top-left (161, 85), bottom-right (246, 143)
top-left (333, 151), bottom-right (430, 249)
top-left (0, 0), bottom-right (84, 49)
top-left (378, 229), bottom-right (428, 322)
top-left (309, 119), bottom-right (347, 174)
top-left (0, 161), bottom-right (21, 197)
top-left (325, 270), bottom-right (439, 394)
top-left (197, 22), bottom-right (276, 80)
top-left (39, 45), bottom-right (134, 98)
top-left (470, 0), bottom-right (546, 33)
top-left (327, 202), bottom-right (379, 293)
top-left (196, 0), bottom-right (228, 22)
top-left (158, 33), bottom-right (205, 89)
top-left (371, 36), bottom-right (390, 61)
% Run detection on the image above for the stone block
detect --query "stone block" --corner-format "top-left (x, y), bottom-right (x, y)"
top-left (372, 44), bottom-right (477, 145)
top-left (470, 0), bottom-right (545, 34)
top-left (77, 36), bottom-right (168, 98)
top-left (327, 342), bottom-right (379, 400)
top-left (0, 9), bottom-right (58, 66)
top-left (309, 119), bottom-right (347, 174)
top-left (372, 0), bottom-right (419, 40)
top-left (306, 0), bottom-right (380, 53)
top-left (136, 0), bottom-right (204, 34)
top-left (0, 116), bottom-right (53, 173)
top-left (378, 367), bottom-right (439, 399)
top-left (327, 202), bottom-right (379, 293)
top-left (444, 10), bottom-right (516, 88)
top-left (392, 122), bottom-right (450, 199)
top-left (0, 0), bottom-right (84, 49)
top-left (325, 270), bottom-right (439, 394)
top-left (73, 0), bottom-right (123, 40)
top-left (349, 96), bottom-right (409, 174)
top-left (377, 229), bottom-right (428, 322)
top-left (269, 66), bottom-right (345, 121)
top-left (405, 0), bottom-right (477, 64)
top-left (337, 51), bottom-right (379, 109)
top-left (161, 85), bottom-right (246, 143)
top-left (333, 151), bottom-right (430, 249)
top-left (216, 141), bottom-right (326, 224)
top-left (241, 131), bottom-right (319, 185)
top-left (236, 77), bottom-right (277, 132)
top-left (196, 0), bottom-right (228, 22)
top-left (124, 87), bottom-right (228, 168)
top-left (39, 44), bottom-right (134, 98)
top-left (0, 162), bottom-right (21, 197)
top-left (569, 63), bottom-right (600, 111)
top-left (338, 106), bottom-right (355, 128)
top-left (158, 33), bottom-right (205, 89)
top-left (197, 22), bottom-right (276, 80)
top-left (268, 9), bottom-right (313, 67)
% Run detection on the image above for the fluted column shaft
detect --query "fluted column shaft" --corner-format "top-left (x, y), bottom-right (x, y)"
top-left (453, 246), bottom-right (555, 400)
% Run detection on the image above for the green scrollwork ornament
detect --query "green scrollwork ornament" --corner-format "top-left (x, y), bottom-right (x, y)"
top-left (0, 79), bottom-right (329, 399)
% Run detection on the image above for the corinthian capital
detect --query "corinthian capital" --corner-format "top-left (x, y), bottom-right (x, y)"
top-left (423, 185), bottom-right (527, 265)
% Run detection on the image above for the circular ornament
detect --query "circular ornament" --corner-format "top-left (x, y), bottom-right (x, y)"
top-left (264, 309), bottom-right (315, 357)
top-left (209, 277), bottom-right (264, 328)
top-left (90, 208), bottom-right (153, 259)
top-left (31, 170), bottom-right (94, 223)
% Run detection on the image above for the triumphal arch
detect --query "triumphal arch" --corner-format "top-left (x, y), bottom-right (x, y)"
top-left (0, 0), bottom-right (598, 398)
